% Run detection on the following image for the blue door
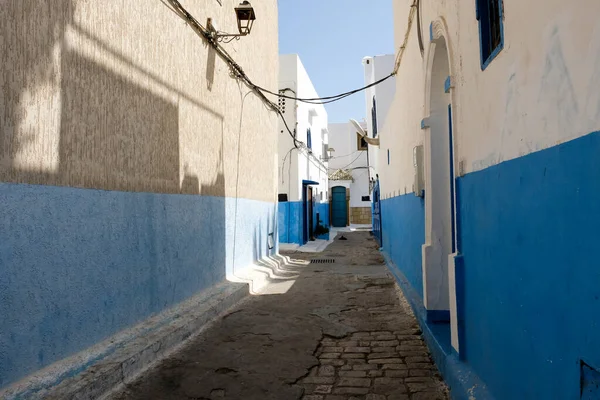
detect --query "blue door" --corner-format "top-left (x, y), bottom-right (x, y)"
top-left (331, 186), bottom-right (347, 227)
top-left (448, 104), bottom-right (456, 253)
top-left (372, 180), bottom-right (382, 247)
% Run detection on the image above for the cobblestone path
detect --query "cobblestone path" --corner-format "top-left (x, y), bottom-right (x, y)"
top-left (112, 232), bottom-right (449, 400)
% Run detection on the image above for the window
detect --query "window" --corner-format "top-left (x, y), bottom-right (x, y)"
top-left (307, 128), bottom-right (312, 150)
top-left (371, 96), bottom-right (378, 137)
top-left (278, 193), bottom-right (288, 202)
top-left (362, 195), bottom-right (371, 202)
top-left (476, 0), bottom-right (503, 69)
top-left (357, 133), bottom-right (368, 151)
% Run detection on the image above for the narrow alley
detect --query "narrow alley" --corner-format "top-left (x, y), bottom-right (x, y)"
top-left (108, 233), bottom-right (448, 400)
top-left (3, 1), bottom-right (599, 399)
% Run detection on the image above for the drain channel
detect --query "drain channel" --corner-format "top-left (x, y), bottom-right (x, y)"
top-left (310, 259), bottom-right (335, 264)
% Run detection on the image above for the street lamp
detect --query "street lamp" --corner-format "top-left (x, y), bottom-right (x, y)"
top-left (235, 1), bottom-right (256, 35)
top-left (208, 1), bottom-right (256, 43)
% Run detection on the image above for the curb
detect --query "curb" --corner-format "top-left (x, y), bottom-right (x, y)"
top-left (3, 281), bottom-right (249, 400)
top-left (381, 251), bottom-right (494, 400)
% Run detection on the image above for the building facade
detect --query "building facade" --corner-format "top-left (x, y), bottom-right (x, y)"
top-left (362, 54), bottom-right (396, 245)
top-left (277, 54), bottom-right (330, 245)
top-left (380, 0), bottom-right (600, 399)
top-left (328, 122), bottom-right (372, 226)
top-left (0, 0), bottom-right (278, 396)
top-left (362, 54), bottom-right (396, 181)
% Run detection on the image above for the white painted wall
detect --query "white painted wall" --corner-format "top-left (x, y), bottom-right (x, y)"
top-left (363, 54), bottom-right (396, 179)
top-left (278, 54), bottom-right (329, 203)
top-left (328, 122), bottom-right (371, 208)
top-left (381, 0), bottom-right (600, 200)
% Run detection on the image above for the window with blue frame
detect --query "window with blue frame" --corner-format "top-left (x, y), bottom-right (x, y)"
top-left (371, 96), bottom-right (378, 137)
top-left (307, 128), bottom-right (312, 151)
top-left (476, 0), bottom-right (503, 69)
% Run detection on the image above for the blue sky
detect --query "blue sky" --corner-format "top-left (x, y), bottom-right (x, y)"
top-left (278, 0), bottom-right (395, 123)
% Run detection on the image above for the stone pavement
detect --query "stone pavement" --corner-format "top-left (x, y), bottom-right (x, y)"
top-left (111, 232), bottom-right (449, 400)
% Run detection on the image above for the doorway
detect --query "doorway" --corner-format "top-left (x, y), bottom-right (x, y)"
top-left (307, 188), bottom-right (314, 241)
top-left (422, 30), bottom-right (457, 324)
top-left (331, 186), bottom-right (347, 228)
top-left (372, 180), bottom-right (382, 247)
top-left (302, 181), bottom-right (319, 244)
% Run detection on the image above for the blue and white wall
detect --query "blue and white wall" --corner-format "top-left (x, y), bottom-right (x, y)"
top-left (380, 0), bottom-right (600, 398)
top-left (277, 54), bottom-right (329, 244)
top-left (0, 0), bottom-right (279, 394)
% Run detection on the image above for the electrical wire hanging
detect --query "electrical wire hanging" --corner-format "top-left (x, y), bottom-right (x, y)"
top-left (164, 0), bottom-right (418, 146)
top-left (393, 0), bottom-right (418, 75)
top-left (165, 0), bottom-right (302, 148)
top-left (256, 74), bottom-right (394, 105)
top-left (256, 0), bottom-right (418, 105)
top-left (328, 149), bottom-right (362, 160)
top-left (328, 152), bottom-right (364, 172)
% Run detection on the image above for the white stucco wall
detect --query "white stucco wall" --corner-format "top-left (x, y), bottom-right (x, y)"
top-left (381, 0), bottom-right (600, 199)
top-left (363, 54), bottom-right (396, 180)
top-left (0, 0), bottom-right (279, 202)
top-left (328, 122), bottom-right (371, 208)
top-left (278, 54), bottom-right (329, 203)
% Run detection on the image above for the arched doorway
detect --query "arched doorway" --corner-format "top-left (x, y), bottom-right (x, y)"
top-left (422, 22), bottom-right (458, 330)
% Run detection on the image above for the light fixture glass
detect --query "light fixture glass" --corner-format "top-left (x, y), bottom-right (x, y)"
top-left (235, 1), bottom-right (256, 35)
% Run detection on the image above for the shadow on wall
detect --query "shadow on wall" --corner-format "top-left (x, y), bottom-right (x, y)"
top-left (0, 1), bottom-right (232, 391)
top-left (0, 0), bottom-right (74, 173)
top-left (59, 51), bottom-right (181, 192)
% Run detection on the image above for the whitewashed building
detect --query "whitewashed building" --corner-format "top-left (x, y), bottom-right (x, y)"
top-left (327, 122), bottom-right (371, 227)
top-left (362, 54), bottom-right (396, 245)
top-left (379, 0), bottom-right (600, 399)
top-left (277, 54), bottom-right (330, 244)
top-left (362, 54), bottom-right (396, 181)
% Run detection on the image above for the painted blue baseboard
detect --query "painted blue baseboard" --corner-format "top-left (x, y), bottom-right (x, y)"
top-left (380, 194), bottom-right (425, 299)
top-left (456, 129), bottom-right (600, 399)
top-left (0, 183), bottom-right (276, 390)
top-left (427, 310), bottom-right (451, 323)
top-left (380, 131), bottom-right (600, 399)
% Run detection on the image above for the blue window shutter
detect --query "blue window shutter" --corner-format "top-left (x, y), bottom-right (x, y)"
top-left (307, 128), bottom-right (312, 150)
top-left (371, 97), bottom-right (378, 137)
top-left (477, 0), bottom-right (504, 69)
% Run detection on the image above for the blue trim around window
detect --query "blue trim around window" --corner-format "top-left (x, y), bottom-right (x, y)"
top-left (476, 0), bottom-right (504, 70)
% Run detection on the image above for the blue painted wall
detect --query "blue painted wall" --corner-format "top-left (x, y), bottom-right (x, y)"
top-left (457, 130), bottom-right (600, 399)
top-left (277, 201), bottom-right (303, 244)
top-left (380, 194), bottom-right (425, 298)
top-left (314, 202), bottom-right (330, 240)
top-left (0, 183), bottom-right (275, 389)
